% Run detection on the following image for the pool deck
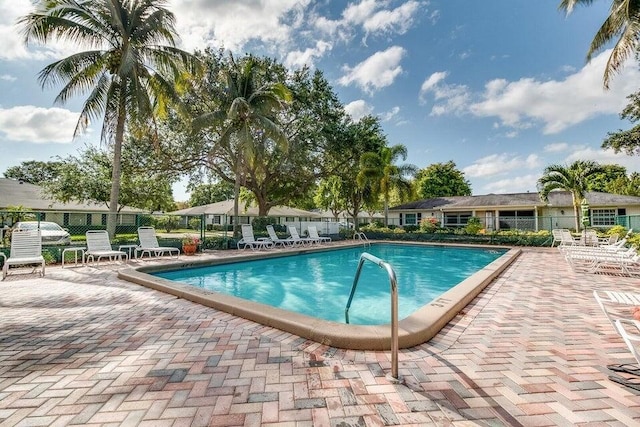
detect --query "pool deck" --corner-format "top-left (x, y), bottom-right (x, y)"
top-left (1, 243), bottom-right (639, 426)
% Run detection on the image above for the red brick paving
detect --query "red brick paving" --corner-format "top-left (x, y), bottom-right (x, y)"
top-left (0, 246), bottom-right (639, 426)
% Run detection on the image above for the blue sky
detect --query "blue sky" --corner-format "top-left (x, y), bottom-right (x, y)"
top-left (1, 0), bottom-right (639, 202)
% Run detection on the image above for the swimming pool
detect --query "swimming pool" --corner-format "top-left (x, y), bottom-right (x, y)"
top-left (153, 244), bottom-right (506, 325)
top-left (120, 242), bottom-right (521, 350)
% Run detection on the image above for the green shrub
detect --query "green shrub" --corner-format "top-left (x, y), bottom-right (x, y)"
top-left (420, 217), bottom-right (440, 232)
top-left (465, 217), bottom-right (483, 234)
top-left (153, 215), bottom-right (181, 232)
top-left (403, 225), bottom-right (419, 232)
top-left (188, 218), bottom-right (201, 230)
top-left (252, 217), bottom-right (277, 231)
top-left (607, 225), bottom-right (628, 238)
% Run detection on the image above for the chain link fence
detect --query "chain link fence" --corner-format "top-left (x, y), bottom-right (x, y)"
top-left (1, 210), bottom-right (637, 265)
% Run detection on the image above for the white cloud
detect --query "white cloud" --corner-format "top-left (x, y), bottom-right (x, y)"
top-left (0, 106), bottom-right (79, 143)
top-left (544, 142), bottom-right (570, 153)
top-left (339, 46), bottom-right (405, 93)
top-left (420, 50), bottom-right (640, 134)
top-left (419, 71), bottom-right (470, 115)
top-left (0, 1), bottom-right (47, 60)
top-left (284, 40), bottom-right (332, 69)
top-left (344, 99), bottom-right (373, 121)
top-left (463, 153), bottom-right (541, 178)
top-left (361, 1), bottom-right (421, 37)
top-left (0, 74), bottom-right (16, 82)
top-left (564, 146), bottom-right (640, 174)
top-left (171, 0), bottom-right (307, 53)
top-left (480, 174), bottom-right (539, 194)
top-left (380, 106), bottom-right (400, 122)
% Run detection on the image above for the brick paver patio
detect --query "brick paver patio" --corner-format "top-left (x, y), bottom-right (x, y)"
top-left (0, 246), bottom-right (639, 426)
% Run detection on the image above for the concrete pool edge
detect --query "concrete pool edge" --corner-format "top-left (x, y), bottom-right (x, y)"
top-left (118, 243), bottom-right (521, 350)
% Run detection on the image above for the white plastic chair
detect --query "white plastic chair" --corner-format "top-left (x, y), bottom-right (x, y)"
top-left (85, 230), bottom-right (128, 265)
top-left (307, 226), bottom-right (331, 244)
top-left (2, 229), bottom-right (45, 280)
top-left (135, 226), bottom-right (180, 259)
top-left (237, 225), bottom-right (274, 250)
top-left (287, 226), bottom-right (315, 246)
top-left (266, 225), bottom-right (294, 247)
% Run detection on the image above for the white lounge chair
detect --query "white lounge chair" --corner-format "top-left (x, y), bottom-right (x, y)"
top-left (2, 229), bottom-right (45, 280)
top-left (238, 224), bottom-right (274, 250)
top-left (308, 226), bottom-right (331, 244)
top-left (558, 229), bottom-right (580, 247)
top-left (593, 290), bottom-right (640, 330)
top-left (135, 226), bottom-right (180, 259)
top-left (551, 229), bottom-right (566, 247)
top-left (287, 226), bottom-right (315, 246)
top-left (85, 230), bottom-right (128, 265)
top-left (565, 247), bottom-right (639, 275)
top-left (266, 225), bottom-right (295, 247)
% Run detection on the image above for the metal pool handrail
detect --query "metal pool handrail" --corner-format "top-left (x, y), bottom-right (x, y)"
top-left (345, 252), bottom-right (399, 379)
top-left (353, 231), bottom-right (370, 247)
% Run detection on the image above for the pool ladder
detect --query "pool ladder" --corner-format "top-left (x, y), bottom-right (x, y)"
top-left (353, 231), bottom-right (370, 247)
top-left (345, 252), bottom-right (399, 380)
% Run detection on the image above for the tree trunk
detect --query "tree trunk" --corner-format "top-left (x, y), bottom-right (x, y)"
top-left (572, 193), bottom-right (580, 231)
top-left (107, 102), bottom-right (126, 239)
top-left (384, 199), bottom-right (389, 226)
top-left (233, 169), bottom-right (241, 239)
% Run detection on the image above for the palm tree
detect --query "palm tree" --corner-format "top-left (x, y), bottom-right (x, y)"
top-left (559, 0), bottom-right (640, 88)
top-left (537, 160), bottom-right (604, 231)
top-left (19, 0), bottom-right (197, 237)
top-left (357, 144), bottom-right (417, 226)
top-left (195, 56), bottom-right (291, 236)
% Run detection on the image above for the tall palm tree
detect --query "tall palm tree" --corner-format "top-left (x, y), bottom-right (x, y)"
top-left (195, 56), bottom-right (291, 236)
top-left (537, 160), bottom-right (604, 230)
top-left (357, 144), bottom-right (417, 226)
top-left (559, 0), bottom-right (640, 88)
top-left (19, 0), bottom-right (197, 237)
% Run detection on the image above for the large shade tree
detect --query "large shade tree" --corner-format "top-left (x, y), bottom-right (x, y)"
top-left (194, 55), bottom-right (291, 235)
top-left (537, 160), bottom-right (605, 231)
top-left (19, 0), bottom-right (196, 237)
top-left (414, 161), bottom-right (472, 199)
top-left (559, 0), bottom-right (640, 88)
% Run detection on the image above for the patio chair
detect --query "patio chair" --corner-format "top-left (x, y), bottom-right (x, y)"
top-left (2, 229), bottom-right (45, 280)
top-left (307, 225), bottom-right (331, 244)
top-left (85, 230), bottom-right (128, 265)
top-left (593, 290), bottom-right (640, 330)
top-left (558, 229), bottom-right (580, 247)
top-left (135, 226), bottom-right (180, 259)
top-left (287, 226), bottom-right (316, 246)
top-left (551, 229), bottom-right (566, 247)
top-left (237, 224), bottom-right (274, 250)
top-left (564, 246), bottom-right (639, 274)
top-left (266, 225), bottom-right (295, 247)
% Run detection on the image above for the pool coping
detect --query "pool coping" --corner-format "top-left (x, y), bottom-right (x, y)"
top-left (118, 241), bottom-right (521, 350)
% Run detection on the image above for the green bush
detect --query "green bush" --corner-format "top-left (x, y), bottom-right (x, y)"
top-left (252, 217), bottom-right (277, 231)
top-left (465, 217), bottom-right (483, 234)
top-left (153, 215), bottom-right (181, 232)
top-left (420, 217), bottom-right (440, 232)
top-left (188, 218), bottom-right (201, 230)
top-left (403, 225), bottom-right (419, 232)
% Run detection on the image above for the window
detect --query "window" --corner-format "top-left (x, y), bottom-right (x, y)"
top-left (591, 209), bottom-right (616, 226)
top-left (404, 213), bottom-right (417, 225)
top-left (444, 212), bottom-right (472, 227)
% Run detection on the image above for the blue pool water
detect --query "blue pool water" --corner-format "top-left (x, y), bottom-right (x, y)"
top-left (154, 244), bottom-right (505, 325)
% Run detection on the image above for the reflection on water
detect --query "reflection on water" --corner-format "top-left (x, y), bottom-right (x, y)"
top-left (155, 245), bottom-right (505, 325)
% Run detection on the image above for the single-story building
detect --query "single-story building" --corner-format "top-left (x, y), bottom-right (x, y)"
top-left (0, 178), bottom-right (144, 228)
top-left (169, 200), bottom-right (338, 234)
top-left (389, 191), bottom-right (640, 231)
